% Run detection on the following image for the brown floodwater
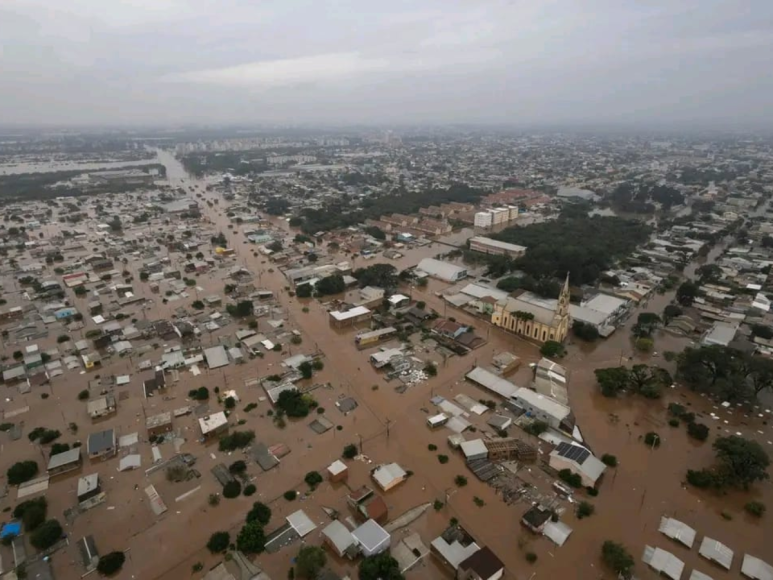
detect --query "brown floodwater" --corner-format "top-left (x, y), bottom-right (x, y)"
top-left (2, 153), bottom-right (769, 580)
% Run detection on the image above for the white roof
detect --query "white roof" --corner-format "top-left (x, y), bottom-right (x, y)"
top-left (469, 236), bottom-right (526, 253)
top-left (417, 258), bottom-right (466, 280)
top-left (465, 366), bottom-right (518, 398)
top-left (742, 555), bottom-right (773, 580)
top-left (352, 519), bottom-right (390, 551)
top-left (321, 520), bottom-right (356, 553)
top-left (77, 473), bottom-right (99, 496)
top-left (699, 537), bottom-right (733, 570)
top-left (642, 546), bottom-right (685, 580)
top-left (199, 411), bottom-right (228, 434)
top-left (430, 536), bottom-right (480, 570)
top-left (658, 517), bottom-right (697, 548)
top-left (204, 345), bottom-right (229, 369)
top-left (513, 387), bottom-right (571, 421)
top-left (327, 460), bottom-right (347, 476)
top-left (458, 283), bottom-right (508, 301)
top-left (388, 294), bottom-right (409, 304)
top-left (47, 447), bottom-right (81, 470)
top-left (689, 571), bottom-right (714, 580)
top-left (543, 520), bottom-right (573, 547)
top-left (286, 510), bottom-right (317, 537)
top-left (372, 463), bottom-right (406, 489)
top-left (118, 454), bottom-right (141, 471)
top-left (330, 306), bottom-right (371, 321)
top-left (460, 439), bottom-right (488, 458)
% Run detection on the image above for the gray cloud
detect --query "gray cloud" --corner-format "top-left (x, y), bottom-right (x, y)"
top-left (1, 0), bottom-right (771, 127)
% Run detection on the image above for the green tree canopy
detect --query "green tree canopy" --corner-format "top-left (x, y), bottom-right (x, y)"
top-left (358, 552), bottom-right (404, 580)
top-left (296, 546), bottom-right (327, 579)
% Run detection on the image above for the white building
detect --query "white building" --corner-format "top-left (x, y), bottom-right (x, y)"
top-left (417, 258), bottom-right (468, 282)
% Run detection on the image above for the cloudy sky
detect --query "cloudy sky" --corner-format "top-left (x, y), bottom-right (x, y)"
top-left (1, 0), bottom-right (771, 127)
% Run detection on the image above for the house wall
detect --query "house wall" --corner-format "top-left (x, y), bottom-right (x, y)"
top-left (492, 306), bottom-right (569, 344)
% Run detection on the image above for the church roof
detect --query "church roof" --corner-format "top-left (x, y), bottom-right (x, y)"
top-left (498, 291), bottom-right (559, 325)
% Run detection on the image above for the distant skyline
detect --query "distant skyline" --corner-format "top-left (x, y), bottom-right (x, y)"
top-left (2, 0), bottom-right (772, 128)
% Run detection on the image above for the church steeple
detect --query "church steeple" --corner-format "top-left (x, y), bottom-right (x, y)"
top-left (556, 273), bottom-right (570, 318)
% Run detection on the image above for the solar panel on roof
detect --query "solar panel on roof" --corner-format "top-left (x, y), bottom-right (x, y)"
top-left (558, 443), bottom-right (590, 464)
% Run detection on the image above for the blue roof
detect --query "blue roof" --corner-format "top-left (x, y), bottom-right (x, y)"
top-left (1, 522), bottom-right (22, 538)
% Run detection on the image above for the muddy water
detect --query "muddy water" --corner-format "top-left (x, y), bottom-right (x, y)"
top-left (92, 151), bottom-right (770, 580)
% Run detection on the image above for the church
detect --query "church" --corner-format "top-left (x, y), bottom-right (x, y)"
top-left (491, 275), bottom-right (571, 343)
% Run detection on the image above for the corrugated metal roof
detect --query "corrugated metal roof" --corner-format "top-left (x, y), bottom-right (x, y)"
top-left (742, 555), bottom-right (773, 580)
top-left (699, 537), bottom-right (733, 570)
top-left (642, 546), bottom-right (685, 580)
top-left (658, 517), bottom-right (697, 548)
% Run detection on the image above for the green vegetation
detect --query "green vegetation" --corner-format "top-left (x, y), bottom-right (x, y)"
top-left (237, 521), bottom-right (266, 553)
top-left (218, 430), bottom-right (255, 452)
top-left (226, 300), bottom-right (254, 318)
top-left (427, 444), bottom-right (437, 451)
top-left (572, 320), bottom-right (600, 341)
top-left (745, 501), bottom-right (766, 517)
top-left (229, 460), bottom-right (247, 474)
top-left (304, 471), bottom-right (323, 490)
top-left (28, 427), bottom-right (61, 444)
top-left (473, 496), bottom-right (485, 507)
top-left (644, 432), bottom-right (661, 448)
top-left (77, 389), bottom-right (90, 401)
top-left (30, 519), bottom-right (63, 550)
top-left (247, 502), bottom-right (272, 525)
top-left (352, 263), bottom-right (398, 289)
top-left (437, 455), bottom-right (449, 464)
top-left (687, 422), bottom-right (710, 441)
top-left (525, 552), bottom-right (538, 564)
top-left (188, 386), bottom-right (209, 400)
top-left (276, 389), bottom-right (314, 417)
top-left (300, 183), bottom-right (483, 235)
top-left (342, 444), bottom-right (358, 459)
top-left (686, 435), bottom-right (769, 490)
top-left (314, 274), bottom-right (345, 296)
top-left (524, 420), bottom-right (549, 436)
top-left (14, 498), bottom-right (47, 532)
top-left (491, 210), bottom-right (650, 284)
top-left (594, 365), bottom-right (671, 398)
top-left (358, 552), bottom-right (404, 580)
top-left (558, 469), bottom-right (582, 488)
top-left (454, 475), bottom-right (468, 487)
top-left (601, 540), bottom-right (635, 578)
top-left (284, 490), bottom-right (298, 501)
top-left (540, 340), bottom-right (564, 358)
top-left (433, 500), bottom-right (444, 511)
top-left (243, 484), bottom-right (256, 496)
top-left (577, 501), bottom-right (595, 519)
top-left (207, 531), bottom-right (230, 553)
top-left (295, 546), bottom-right (327, 579)
top-left (97, 551), bottom-right (126, 576)
top-left (677, 344), bottom-right (773, 401)
top-left (601, 454), bottom-right (618, 467)
top-left (7, 460), bottom-right (39, 485)
top-left (222, 481), bottom-right (242, 498)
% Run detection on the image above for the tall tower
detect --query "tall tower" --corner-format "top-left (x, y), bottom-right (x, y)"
top-left (556, 273), bottom-right (570, 318)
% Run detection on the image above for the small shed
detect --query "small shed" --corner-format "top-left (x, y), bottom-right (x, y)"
top-left (327, 460), bottom-right (348, 483)
top-left (699, 537), bottom-right (733, 570)
top-left (658, 517), bottom-right (697, 548)
top-left (352, 519), bottom-right (390, 557)
top-left (460, 439), bottom-right (488, 462)
top-left (371, 463), bottom-right (407, 492)
top-left (642, 546), bottom-right (685, 580)
top-left (322, 520), bottom-right (357, 558)
top-left (427, 413), bottom-right (449, 429)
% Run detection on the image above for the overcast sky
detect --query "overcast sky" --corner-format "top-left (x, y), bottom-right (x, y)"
top-left (1, 0), bottom-right (772, 128)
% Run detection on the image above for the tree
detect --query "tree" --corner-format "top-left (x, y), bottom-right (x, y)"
top-left (602, 541), bottom-right (635, 578)
top-left (633, 312), bottom-right (661, 338)
top-left (298, 361), bottom-right (313, 380)
top-left (246, 502), bottom-right (272, 526)
top-left (296, 546), bottom-right (327, 579)
top-left (540, 340), bottom-right (564, 358)
top-left (207, 531), bottom-right (230, 553)
top-left (663, 304), bottom-right (683, 324)
top-left (595, 367), bottom-right (630, 397)
top-left (577, 501), bottom-right (595, 519)
top-left (267, 240), bottom-right (283, 252)
top-left (352, 263), bottom-right (398, 289)
top-left (218, 430), bottom-right (255, 452)
top-left (7, 460), bottom-right (39, 485)
top-left (745, 501), bottom-right (766, 517)
top-left (78, 389), bottom-right (90, 401)
top-left (227, 300), bottom-right (254, 318)
top-left (363, 226), bottom-right (386, 240)
top-left (712, 435), bottom-right (770, 489)
top-left (191, 300), bottom-right (205, 309)
top-left (677, 281), bottom-right (699, 306)
top-left (601, 454), bottom-right (618, 467)
top-left (289, 216), bottom-right (303, 227)
top-left (30, 519), bottom-right (63, 550)
top-left (358, 552), bottom-right (404, 580)
top-left (572, 320), bottom-right (599, 341)
top-left (97, 551), bottom-right (126, 576)
top-left (304, 471), bottom-right (323, 490)
top-left (315, 274), bottom-right (345, 296)
top-left (229, 460), bottom-right (247, 474)
top-left (454, 475), bottom-right (468, 487)
top-left (237, 521), bottom-right (266, 553)
top-left (295, 284), bottom-right (313, 298)
top-left (342, 443), bottom-right (358, 459)
top-left (644, 432), bottom-right (661, 448)
top-left (687, 422), bottom-right (709, 441)
top-left (635, 337), bottom-right (654, 352)
top-left (276, 389), bottom-right (312, 417)
top-left (223, 481), bottom-right (242, 498)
